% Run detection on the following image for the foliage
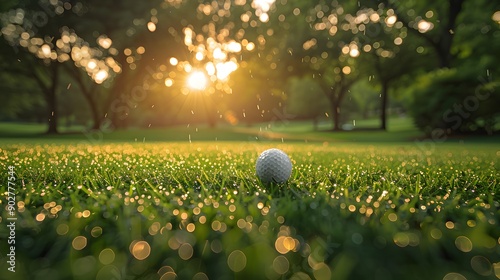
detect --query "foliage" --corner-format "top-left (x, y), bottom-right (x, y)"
top-left (407, 68), bottom-right (499, 134)
top-left (1, 0), bottom-right (499, 134)
top-left (0, 57), bottom-right (41, 120)
top-left (346, 80), bottom-right (380, 119)
top-left (286, 76), bottom-right (329, 127)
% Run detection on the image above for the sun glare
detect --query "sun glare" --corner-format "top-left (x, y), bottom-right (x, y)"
top-left (417, 20), bottom-right (433, 33)
top-left (216, 61), bottom-right (238, 81)
top-left (94, 70), bottom-right (109, 84)
top-left (187, 71), bottom-right (208, 91)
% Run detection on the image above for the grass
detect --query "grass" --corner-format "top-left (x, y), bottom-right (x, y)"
top-left (0, 117), bottom-right (423, 144)
top-left (0, 141), bottom-right (499, 280)
top-left (3, 117), bottom-right (499, 144)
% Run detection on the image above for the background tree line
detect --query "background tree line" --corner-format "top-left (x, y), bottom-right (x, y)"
top-left (1, 0), bottom-right (498, 135)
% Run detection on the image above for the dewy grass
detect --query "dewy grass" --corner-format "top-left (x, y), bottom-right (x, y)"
top-left (0, 142), bottom-right (498, 279)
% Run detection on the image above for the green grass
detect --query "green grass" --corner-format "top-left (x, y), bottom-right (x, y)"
top-left (0, 141), bottom-right (499, 280)
top-left (4, 117), bottom-right (499, 144)
top-left (4, 117), bottom-right (500, 144)
top-left (0, 117), bottom-right (422, 143)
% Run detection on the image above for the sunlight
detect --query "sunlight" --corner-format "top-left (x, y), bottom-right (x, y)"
top-left (213, 48), bottom-right (227, 60)
top-left (165, 78), bottom-right (173, 87)
top-left (147, 22), bottom-right (156, 32)
top-left (169, 57), bottom-right (178, 66)
top-left (226, 41), bottom-right (242, 53)
top-left (252, 0), bottom-right (275, 22)
top-left (41, 44), bottom-right (51, 57)
top-left (94, 70), bottom-right (108, 84)
top-left (417, 20), bottom-right (433, 33)
top-left (216, 61), bottom-right (238, 81)
top-left (493, 11), bottom-right (500, 23)
top-left (205, 62), bottom-right (216, 76)
top-left (97, 36), bottom-right (112, 49)
top-left (87, 60), bottom-right (97, 70)
top-left (252, 0), bottom-right (274, 12)
top-left (385, 15), bottom-right (397, 26)
top-left (349, 48), bottom-right (360, 58)
top-left (187, 70), bottom-right (208, 91)
top-left (246, 42), bottom-right (255, 51)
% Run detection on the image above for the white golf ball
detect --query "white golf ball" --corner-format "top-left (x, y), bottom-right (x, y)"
top-left (256, 148), bottom-right (292, 184)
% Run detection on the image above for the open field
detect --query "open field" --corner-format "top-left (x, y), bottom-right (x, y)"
top-left (2, 118), bottom-right (499, 145)
top-left (0, 140), bottom-right (499, 279)
top-left (0, 118), bottom-right (420, 142)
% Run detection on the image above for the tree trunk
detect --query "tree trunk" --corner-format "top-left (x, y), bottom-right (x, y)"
top-left (79, 85), bottom-right (101, 130)
top-left (438, 0), bottom-right (465, 68)
top-left (362, 107), bottom-right (369, 119)
top-left (380, 80), bottom-right (389, 131)
top-left (108, 83), bottom-right (129, 130)
top-left (313, 116), bottom-right (318, 131)
top-left (65, 64), bottom-right (102, 130)
top-left (46, 89), bottom-right (58, 134)
top-left (87, 95), bottom-right (101, 130)
top-left (327, 87), bottom-right (349, 131)
top-left (46, 64), bottom-right (59, 134)
top-left (112, 113), bottom-right (129, 129)
top-left (386, 0), bottom-right (464, 69)
top-left (104, 57), bottom-right (130, 130)
top-left (322, 71), bottom-right (357, 132)
top-left (332, 101), bottom-right (341, 131)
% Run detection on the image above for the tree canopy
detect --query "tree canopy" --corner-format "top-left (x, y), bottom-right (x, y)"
top-left (1, 0), bottom-right (498, 134)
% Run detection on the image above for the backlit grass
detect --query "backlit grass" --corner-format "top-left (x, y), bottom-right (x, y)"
top-left (0, 142), bottom-right (499, 280)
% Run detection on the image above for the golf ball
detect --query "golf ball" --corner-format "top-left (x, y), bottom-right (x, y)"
top-left (256, 148), bottom-right (292, 184)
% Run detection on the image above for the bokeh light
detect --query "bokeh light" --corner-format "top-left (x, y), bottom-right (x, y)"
top-left (313, 263), bottom-right (332, 280)
top-left (99, 248), bottom-right (116, 265)
top-left (455, 236), bottom-right (473, 252)
top-left (56, 224), bottom-right (69, 235)
top-left (165, 78), bottom-right (174, 87)
top-left (417, 20), bottom-right (433, 33)
top-left (72, 236), bottom-right (87, 250)
top-left (493, 11), bottom-right (500, 23)
top-left (187, 70), bottom-right (208, 91)
top-left (227, 250), bottom-right (247, 272)
top-left (443, 272), bottom-right (466, 280)
top-left (273, 255), bottom-right (289, 274)
top-left (131, 240), bottom-right (151, 260)
top-left (178, 243), bottom-right (194, 260)
top-left (470, 256), bottom-right (492, 276)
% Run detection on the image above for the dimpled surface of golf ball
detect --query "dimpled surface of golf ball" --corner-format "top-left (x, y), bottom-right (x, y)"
top-left (256, 148), bottom-right (292, 184)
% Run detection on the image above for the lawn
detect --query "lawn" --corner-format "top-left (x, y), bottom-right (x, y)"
top-left (0, 117), bottom-right (421, 142)
top-left (2, 117), bottom-right (498, 144)
top-left (0, 141), bottom-right (499, 280)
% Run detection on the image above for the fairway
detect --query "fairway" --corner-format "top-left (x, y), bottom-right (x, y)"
top-left (0, 141), bottom-right (499, 279)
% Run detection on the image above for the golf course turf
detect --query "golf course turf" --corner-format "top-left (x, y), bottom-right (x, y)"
top-left (0, 141), bottom-right (499, 279)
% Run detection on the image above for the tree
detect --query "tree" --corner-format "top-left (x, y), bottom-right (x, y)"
top-left (77, 0), bottom-right (166, 129)
top-left (0, 3), bottom-right (61, 133)
top-left (359, 25), bottom-right (431, 130)
top-left (230, 64), bottom-right (283, 126)
top-left (381, 0), bottom-right (466, 68)
top-left (334, 0), bottom-right (489, 131)
top-left (405, 0), bottom-right (500, 134)
top-left (286, 76), bottom-right (329, 130)
top-left (261, 1), bottom-right (364, 131)
top-left (0, 1), bottom-right (119, 133)
top-left (408, 67), bottom-right (499, 134)
top-left (348, 80), bottom-right (379, 120)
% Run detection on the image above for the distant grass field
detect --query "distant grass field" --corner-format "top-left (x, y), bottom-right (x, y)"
top-left (2, 117), bottom-right (499, 144)
top-left (0, 117), bottom-right (422, 143)
top-left (0, 141), bottom-right (499, 280)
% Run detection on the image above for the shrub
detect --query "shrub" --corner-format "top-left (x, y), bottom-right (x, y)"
top-left (407, 68), bottom-right (499, 135)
